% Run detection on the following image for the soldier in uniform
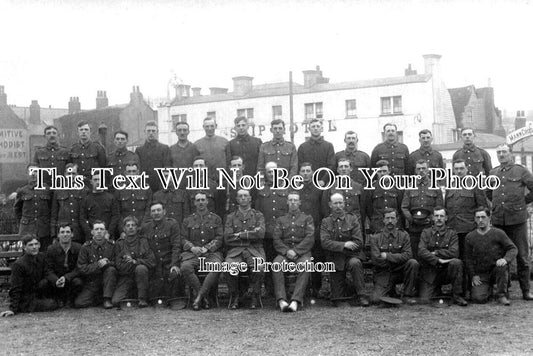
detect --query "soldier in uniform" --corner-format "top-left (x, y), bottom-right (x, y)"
top-left (80, 172), bottom-right (120, 240)
top-left (115, 162), bottom-right (152, 229)
top-left (401, 159), bottom-right (443, 258)
top-left (369, 209), bottom-right (419, 304)
top-left (0, 235), bottom-right (58, 317)
top-left (407, 129), bottom-right (444, 175)
top-left (50, 163), bottom-right (89, 243)
top-left (187, 156), bottom-right (224, 218)
top-left (321, 193), bottom-right (369, 307)
top-left (70, 121), bottom-right (107, 183)
top-left (75, 220), bottom-right (118, 309)
top-left (226, 117), bottom-right (262, 177)
top-left (224, 189), bottom-right (266, 309)
top-left (33, 125), bottom-right (70, 186)
top-left (418, 207), bottom-right (467, 306)
top-left (136, 120), bottom-right (172, 192)
top-left (487, 144), bottom-right (533, 300)
top-left (334, 131), bottom-right (370, 185)
top-left (170, 121), bottom-right (199, 189)
top-left (112, 216), bottom-right (155, 307)
top-left (107, 130), bottom-right (140, 185)
top-left (257, 119), bottom-right (298, 177)
top-left (176, 192), bottom-right (223, 310)
top-left (194, 117), bottom-right (229, 178)
top-left (297, 119), bottom-right (335, 186)
top-left (140, 202), bottom-right (182, 300)
top-left (370, 123), bottom-right (409, 176)
top-left (46, 224), bottom-right (83, 307)
top-left (14, 164), bottom-right (52, 250)
top-left (452, 127), bottom-right (492, 176)
top-left (365, 160), bottom-right (403, 234)
top-left (225, 156), bottom-right (248, 214)
top-left (152, 169), bottom-right (190, 225)
top-left (272, 192), bottom-right (314, 312)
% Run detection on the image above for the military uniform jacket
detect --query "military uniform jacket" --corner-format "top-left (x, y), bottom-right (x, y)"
top-left (80, 191), bottom-right (120, 239)
top-left (14, 183), bottom-right (52, 238)
top-left (418, 226), bottom-right (459, 266)
top-left (135, 140), bottom-right (172, 190)
top-left (224, 208), bottom-right (265, 258)
top-left (225, 134), bottom-right (262, 177)
top-left (152, 188), bottom-right (190, 224)
top-left (9, 253), bottom-right (52, 313)
top-left (488, 163), bottom-right (533, 225)
top-left (297, 136), bottom-right (336, 182)
top-left (107, 148), bottom-right (140, 178)
top-left (114, 236), bottom-right (155, 275)
top-left (365, 180), bottom-right (403, 231)
top-left (370, 228), bottom-right (412, 271)
top-left (187, 178), bottom-right (220, 215)
top-left (77, 240), bottom-right (116, 279)
top-left (33, 142), bottom-right (70, 177)
top-left (140, 218), bottom-right (180, 274)
top-left (445, 187), bottom-right (486, 233)
top-left (255, 183), bottom-right (288, 234)
top-left (321, 212), bottom-right (364, 270)
top-left (273, 211), bottom-right (314, 257)
top-left (370, 141), bottom-right (409, 176)
top-left (465, 228), bottom-right (517, 277)
top-left (70, 140), bottom-right (107, 178)
top-left (179, 211), bottom-right (223, 262)
top-left (322, 178), bottom-right (365, 220)
top-left (452, 144), bottom-right (492, 176)
top-left (257, 138), bottom-right (298, 177)
top-left (51, 186), bottom-right (90, 233)
top-left (115, 188), bottom-right (153, 227)
top-left (335, 149), bottom-right (371, 185)
top-left (407, 147), bottom-right (444, 175)
top-left (45, 242), bottom-right (82, 284)
top-left (401, 178), bottom-right (443, 232)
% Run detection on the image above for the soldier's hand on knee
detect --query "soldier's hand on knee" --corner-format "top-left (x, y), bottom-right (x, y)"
top-left (170, 266), bottom-right (180, 276)
top-left (472, 275), bottom-right (482, 286)
top-left (496, 258), bottom-right (507, 267)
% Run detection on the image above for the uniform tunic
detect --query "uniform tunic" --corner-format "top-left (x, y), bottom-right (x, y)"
top-left (370, 141), bottom-right (409, 176)
top-left (257, 138), bottom-right (298, 177)
top-left (452, 144), bottom-right (492, 176)
top-left (225, 134), bottom-right (262, 177)
top-left (135, 140), bottom-right (172, 192)
top-left (70, 140), bottom-right (107, 179)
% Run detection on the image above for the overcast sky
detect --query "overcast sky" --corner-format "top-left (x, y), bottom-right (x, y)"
top-left (1, 0), bottom-right (531, 115)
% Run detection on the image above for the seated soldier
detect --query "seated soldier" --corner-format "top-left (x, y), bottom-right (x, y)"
top-left (224, 189), bottom-right (266, 309)
top-left (46, 223), bottom-right (83, 307)
top-left (75, 220), bottom-right (118, 309)
top-left (321, 193), bottom-right (369, 307)
top-left (370, 208), bottom-right (419, 304)
top-left (173, 192), bottom-right (223, 311)
top-left (465, 208), bottom-right (518, 305)
top-left (272, 192), bottom-right (314, 312)
top-left (418, 207), bottom-right (467, 306)
top-left (1, 235), bottom-right (58, 317)
top-left (112, 216), bottom-right (155, 308)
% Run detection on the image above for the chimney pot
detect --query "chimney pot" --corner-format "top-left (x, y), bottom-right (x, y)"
top-left (191, 87), bottom-right (202, 97)
top-left (232, 76), bottom-right (254, 96)
top-left (29, 100), bottom-right (41, 124)
top-left (303, 66), bottom-right (325, 88)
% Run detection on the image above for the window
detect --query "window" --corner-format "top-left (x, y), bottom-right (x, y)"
top-left (272, 105), bottom-right (282, 120)
top-left (237, 108), bottom-right (254, 119)
top-left (345, 99), bottom-right (357, 117)
top-left (380, 96), bottom-right (402, 115)
top-left (304, 102), bottom-right (323, 120)
top-left (206, 111), bottom-right (216, 119)
top-left (171, 114), bottom-right (187, 130)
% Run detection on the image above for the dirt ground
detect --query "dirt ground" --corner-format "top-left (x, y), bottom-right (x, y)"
top-left (1, 286), bottom-right (533, 356)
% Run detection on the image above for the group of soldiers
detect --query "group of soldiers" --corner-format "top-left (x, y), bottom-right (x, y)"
top-left (2, 115), bottom-right (533, 316)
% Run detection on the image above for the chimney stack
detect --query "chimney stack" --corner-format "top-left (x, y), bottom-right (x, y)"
top-left (96, 90), bottom-right (109, 109)
top-left (209, 87), bottom-right (229, 95)
top-left (423, 54), bottom-right (442, 76)
top-left (303, 65), bottom-right (328, 88)
top-left (232, 76), bottom-right (254, 96)
top-left (68, 97), bottom-right (81, 114)
top-left (404, 64), bottom-right (417, 76)
top-left (191, 87), bottom-right (202, 97)
top-left (29, 100), bottom-right (41, 125)
top-left (130, 86), bottom-right (144, 105)
top-left (0, 85), bottom-right (6, 106)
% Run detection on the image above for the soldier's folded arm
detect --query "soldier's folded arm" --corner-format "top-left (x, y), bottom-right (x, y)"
top-left (434, 231), bottom-right (459, 259)
top-left (244, 213), bottom-right (265, 241)
top-left (320, 221), bottom-right (345, 253)
top-left (385, 233), bottom-right (412, 264)
top-left (77, 248), bottom-right (101, 275)
top-left (137, 240), bottom-right (156, 269)
top-left (417, 231), bottom-right (439, 266)
top-left (369, 235), bottom-right (388, 268)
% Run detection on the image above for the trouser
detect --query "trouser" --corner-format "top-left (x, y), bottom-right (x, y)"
top-left (311, 228), bottom-right (326, 292)
top-left (17, 280), bottom-right (59, 313)
top-left (51, 277), bottom-right (84, 304)
top-left (372, 259), bottom-right (419, 302)
top-left (74, 266), bottom-right (118, 308)
top-left (457, 232), bottom-right (470, 294)
top-left (419, 259), bottom-right (463, 301)
top-left (20, 298), bottom-right (58, 313)
top-left (330, 257), bottom-right (366, 302)
top-left (408, 230), bottom-right (424, 260)
top-left (112, 265), bottom-right (150, 305)
top-left (272, 254), bottom-right (311, 304)
top-left (471, 265), bottom-right (508, 303)
top-left (494, 223), bottom-right (530, 293)
top-left (149, 270), bottom-right (182, 299)
top-left (225, 251), bottom-right (265, 296)
top-left (181, 255), bottom-right (221, 298)
top-left (263, 234), bottom-right (276, 294)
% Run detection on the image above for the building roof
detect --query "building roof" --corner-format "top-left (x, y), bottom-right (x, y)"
top-left (0, 105), bottom-right (27, 129)
top-left (11, 106), bottom-right (69, 126)
top-left (56, 106), bottom-right (124, 122)
top-left (448, 85), bottom-right (475, 126)
top-left (169, 74), bottom-right (432, 106)
top-left (432, 132), bottom-right (506, 151)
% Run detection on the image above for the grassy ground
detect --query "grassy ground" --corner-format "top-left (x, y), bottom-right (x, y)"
top-left (1, 287), bottom-right (533, 356)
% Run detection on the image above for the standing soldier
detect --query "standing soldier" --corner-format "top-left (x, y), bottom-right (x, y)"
top-left (272, 192), bottom-right (314, 312)
top-left (371, 123), bottom-right (409, 176)
top-left (115, 162), bottom-right (152, 229)
top-left (50, 163), bottom-right (89, 243)
top-left (321, 193), bottom-right (369, 307)
top-left (194, 117), bottom-right (229, 177)
top-left (107, 130), bottom-right (140, 184)
top-left (226, 117), bottom-right (262, 177)
top-left (176, 193), bottom-right (223, 310)
top-left (335, 131), bottom-right (370, 185)
top-left (298, 118), bottom-right (335, 185)
top-left (152, 170), bottom-right (190, 225)
top-left (136, 121), bottom-right (172, 192)
top-left (70, 121), bottom-right (107, 183)
top-left (14, 164), bottom-right (52, 250)
top-left (401, 160), bottom-right (443, 258)
top-left (407, 129), bottom-right (444, 175)
top-left (487, 144), bottom-right (533, 300)
top-left (452, 127), bottom-right (492, 176)
top-left (224, 189), bottom-right (266, 309)
top-left (75, 221), bottom-right (118, 309)
top-left (257, 119), bottom-right (298, 177)
top-left (170, 122), bottom-right (199, 188)
top-left (33, 125), bottom-right (70, 186)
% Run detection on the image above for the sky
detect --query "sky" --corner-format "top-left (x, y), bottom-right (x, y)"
top-left (0, 0), bottom-right (531, 116)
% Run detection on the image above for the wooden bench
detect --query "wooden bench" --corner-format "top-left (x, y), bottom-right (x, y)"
top-left (0, 234), bottom-right (22, 276)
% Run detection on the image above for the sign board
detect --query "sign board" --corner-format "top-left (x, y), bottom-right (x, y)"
top-left (0, 129), bottom-right (28, 163)
top-left (507, 121), bottom-right (533, 145)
